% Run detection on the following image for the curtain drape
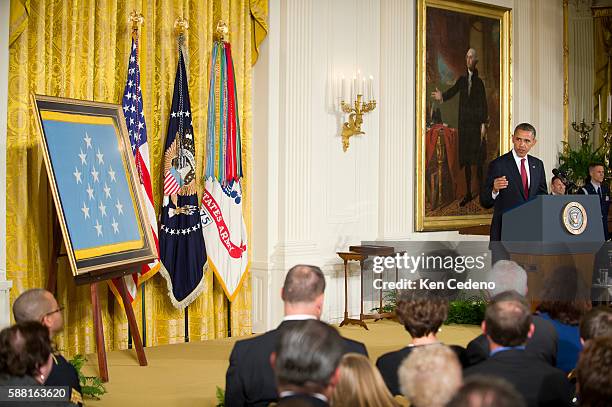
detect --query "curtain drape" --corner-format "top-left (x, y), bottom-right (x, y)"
top-left (7, 0), bottom-right (267, 357)
top-left (594, 7), bottom-right (612, 127)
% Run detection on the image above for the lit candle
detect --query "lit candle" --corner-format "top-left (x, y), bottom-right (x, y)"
top-left (608, 94), bottom-right (611, 122)
top-left (352, 76), bottom-right (356, 102)
top-left (342, 77), bottom-right (348, 102)
top-left (361, 78), bottom-right (366, 97)
top-left (369, 76), bottom-right (374, 101)
top-left (599, 94), bottom-right (602, 122)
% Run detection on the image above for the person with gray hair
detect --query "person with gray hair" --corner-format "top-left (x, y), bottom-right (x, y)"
top-left (12, 289), bottom-right (82, 401)
top-left (225, 265), bottom-right (367, 406)
top-left (397, 344), bottom-right (462, 407)
top-left (446, 375), bottom-right (527, 407)
top-left (431, 47), bottom-right (488, 207)
top-left (487, 260), bottom-right (528, 297)
top-left (465, 260), bottom-right (558, 367)
top-left (272, 320), bottom-right (344, 406)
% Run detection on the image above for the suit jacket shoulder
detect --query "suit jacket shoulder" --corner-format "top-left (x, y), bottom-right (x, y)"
top-left (376, 347), bottom-right (413, 396)
top-left (45, 354), bottom-right (82, 394)
top-left (225, 321), bottom-right (367, 407)
top-left (225, 329), bottom-right (281, 407)
top-left (465, 350), bottom-right (571, 407)
top-left (465, 334), bottom-right (489, 367)
top-left (342, 337), bottom-right (368, 356)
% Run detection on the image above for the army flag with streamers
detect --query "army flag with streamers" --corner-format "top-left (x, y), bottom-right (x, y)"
top-left (200, 40), bottom-right (248, 301)
top-left (159, 45), bottom-right (207, 309)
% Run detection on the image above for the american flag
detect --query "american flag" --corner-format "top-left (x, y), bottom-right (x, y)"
top-left (108, 36), bottom-right (161, 305)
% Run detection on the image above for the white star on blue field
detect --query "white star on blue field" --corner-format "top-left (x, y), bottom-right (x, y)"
top-left (42, 118), bottom-right (141, 251)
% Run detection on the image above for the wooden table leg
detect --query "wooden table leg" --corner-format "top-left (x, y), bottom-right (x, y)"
top-left (338, 256), bottom-right (368, 330)
top-left (340, 260), bottom-right (349, 327)
top-left (359, 260), bottom-right (364, 319)
top-left (116, 277), bottom-right (147, 366)
top-left (91, 283), bottom-right (108, 382)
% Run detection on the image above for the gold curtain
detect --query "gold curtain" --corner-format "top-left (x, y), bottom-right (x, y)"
top-left (7, 0), bottom-right (267, 356)
top-left (594, 8), bottom-right (612, 125)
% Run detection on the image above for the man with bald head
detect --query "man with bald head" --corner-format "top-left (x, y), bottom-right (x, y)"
top-left (13, 289), bottom-right (82, 398)
top-left (432, 47), bottom-right (488, 207)
top-left (225, 264), bottom-right (367, 406)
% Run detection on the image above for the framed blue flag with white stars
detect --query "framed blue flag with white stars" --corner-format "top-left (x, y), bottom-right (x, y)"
top-left (32, 94), bottom-right (157, 279)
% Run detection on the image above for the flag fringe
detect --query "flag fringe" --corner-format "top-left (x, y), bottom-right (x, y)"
top-left (158, 261), bottom-right (209, 310)
top-left (207, 260), bottom-right (250, 302)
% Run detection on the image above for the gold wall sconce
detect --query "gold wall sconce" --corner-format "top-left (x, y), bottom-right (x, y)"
top-left (338, 73), bottom-right (376, 152)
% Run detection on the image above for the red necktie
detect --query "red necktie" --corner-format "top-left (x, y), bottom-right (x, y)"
top-left (520, 158), bottom-right (528, 198)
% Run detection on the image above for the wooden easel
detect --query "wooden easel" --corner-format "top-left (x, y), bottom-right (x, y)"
top-left (47, 220), bottom-right (147, 382)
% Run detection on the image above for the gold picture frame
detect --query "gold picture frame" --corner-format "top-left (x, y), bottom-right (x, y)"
top-left (32, 94), bottom-right (157, 281)
top-left (415, 0), bottom-right (512, 231)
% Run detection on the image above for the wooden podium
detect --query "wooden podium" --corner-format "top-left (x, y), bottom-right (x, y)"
top-left (500, 195), bottom-right (604, 306)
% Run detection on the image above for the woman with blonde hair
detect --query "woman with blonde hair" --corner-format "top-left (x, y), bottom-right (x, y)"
top-left (332, 353), bottom-right (400, 407)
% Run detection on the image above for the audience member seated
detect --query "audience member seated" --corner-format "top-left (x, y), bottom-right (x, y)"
top-left (0, 322), bottom-right (78, 405)
top-left (398, 344), bottom-right (462, 407)
top-left (376, 288), bottom-right (465, 396)
top-left (331, 353), bottom-right (399, 407)
top-left (536, 266), bottom-right (591, 373)
top-left (465, 260), bottom-right (558, 367)
top-left (446, 375), bottom-right (527, 407)
top-left (272, 319), bottom-right (343, 407)
top-left (464, 291), bottom-right (572, 407)
top-left (575, 336), bottom-right (612, 407)
top-left (563, 308), bottom-right (612, 404)
top-left (13, 288), bottom-right (82, 399)
top-left (579, 305), bottom-right (612, 344)
top-left (225, 265), bottom-right (368, 406)
top-left (0, 322), bottom-right (54, 387)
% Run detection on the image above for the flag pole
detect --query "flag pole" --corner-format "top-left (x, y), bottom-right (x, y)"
top-left (215, 20), bottom-right (233, 338)
top-left (174, 16), bottom-right (191, 344)
top-left (127, 9), bottom-right (146, 349)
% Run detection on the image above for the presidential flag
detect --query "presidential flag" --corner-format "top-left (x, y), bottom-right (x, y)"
top-left (108, 36), bottom-right (161, 306)
top-left (159, 45), bottom-right (207, 309)
top-left (200, 41), bottom-right (248, 301)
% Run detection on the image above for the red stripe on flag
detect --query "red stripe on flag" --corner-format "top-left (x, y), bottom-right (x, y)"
top-left (164, 172), bottom-right (180, 195)
top-left (135, 150), bottom-right (154, 204)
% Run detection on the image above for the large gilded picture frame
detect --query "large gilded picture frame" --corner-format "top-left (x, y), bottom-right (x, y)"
top-left (415, 0), bottom-right (512, 231)
top-left (32, 94), bottom-right (157, 279)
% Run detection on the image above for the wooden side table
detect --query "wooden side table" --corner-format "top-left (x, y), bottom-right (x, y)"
top-left (337, 246), bottom-right (398, 330)
top-left (337, 251), bottom-right (369, 330)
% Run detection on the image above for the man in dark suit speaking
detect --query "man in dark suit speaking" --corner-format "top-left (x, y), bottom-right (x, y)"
top-left (480, 123), bottom-right (548, 241)
top-left (224, 265), bottom-right (368, 407)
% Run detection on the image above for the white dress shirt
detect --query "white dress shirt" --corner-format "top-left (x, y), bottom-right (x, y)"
top-left (282, 314), bottom-right (317, 322)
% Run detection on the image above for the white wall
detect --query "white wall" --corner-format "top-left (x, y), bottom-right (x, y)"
top-left (0, 0), bottom-right (13, 329)
top-left (251, 0), bottom-right (565, 331)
